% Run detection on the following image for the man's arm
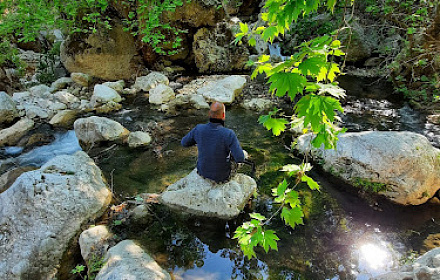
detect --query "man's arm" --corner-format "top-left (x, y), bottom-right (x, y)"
top-left (229, 131), bottom-right (245, 163)
top-left (181, 127), bottom-right (197, 147)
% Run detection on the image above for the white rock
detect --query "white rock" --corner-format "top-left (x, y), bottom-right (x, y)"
top-left (242, 98), bottom-right (274, 111)
top-left (12, 91), bottom-right (30, 103)
top-left (0, 151), bottom-right (112, 279)
top-left (196, 75), bottom-right (246, 104)
top-left (161, 169), bottom-right (257, 219)
top-left (190, 95), bottom-right (210, 109)
top-left (74, 116), bottom-right (129, 145)
top-left (133, 72), bottom-right (169, 92)
top-left (91, 84), bottom-right (122, 107)
top-left (49, 110), bottom-right (78, 128)
top-left (0, 91), bottom-right (19, 123)
top-left (128, 131), bottom-right (152, 148)
top-left (129, 204), bottom-right (151, 222)
top-left (0, 118), bottom-right (34, 146)
top-left (149, 84), bottom-right (175, 105)
top-left (79, 225), bottom-right (112, 264)
top-left (102, 80), bottom-right (125, 93)
top-left (23, 105), bottom-right (49, 119)
top-left (29, 84), bottom-right (51, 96)
top-left (54, 90), bottom-right (80, 105)
top-left (96, 240), bottom-right (171, 280)
top-left (51, 77), bottom-right (73, 90)
top-left (296, 131), bottom-right (440, 205)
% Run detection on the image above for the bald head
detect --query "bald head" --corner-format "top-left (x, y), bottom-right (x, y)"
top-left (209, 102), bottom-right (225, 120)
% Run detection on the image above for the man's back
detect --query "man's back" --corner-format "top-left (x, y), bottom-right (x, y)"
top-left (181, 122), bottom-right (244, 182)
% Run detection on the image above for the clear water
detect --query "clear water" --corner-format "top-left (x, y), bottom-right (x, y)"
top-left (4, 77), bottom-right (440, 280)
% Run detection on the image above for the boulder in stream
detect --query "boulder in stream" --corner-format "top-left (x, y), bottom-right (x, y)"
top-left (160, 168), bottom-right (257, 219)
top-left (0, 151), bottom-right (112, 279)
top-left (74, 116), bottom-right (130, 145)
top-left (133, 72), bottom-right (169, 93)
top-left (0, 118), bottom-right (34, 146)
top-left (95, 240), bottom-right (171, 280)
top-left (296, 131), bottom-right (440, 205)
top-left (196, 75), bottom-right (247, 104)
top-left (79, 225), bottom-right (113, 265)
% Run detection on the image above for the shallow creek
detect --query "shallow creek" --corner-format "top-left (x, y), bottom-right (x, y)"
top-left (2, 77), bottom-right (440, 280)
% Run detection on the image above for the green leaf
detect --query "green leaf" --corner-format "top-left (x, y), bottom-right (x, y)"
top-left (272, 179), bottom-right (289, 198)
top-left (258, 114), bottom-right (289, 136)
top-left (262, 230), bottom-right (279, 253)
top-left (281, 206), bottom-right (304, 229)
top-left (268, 72), bottom-right (307, 100)
top-left (284, 190), bottom-right (300, 208)
top-left (250, 213), bottom-right (266, 221)
top-left (301, 175), bottom-right (320, 191)
top-left (249, 37), bottom-right (257, 47)
top-left (326, 0), bottom-right (337, 12)
top-left (262, 26), bottom-right (278, 42)
top-left (239, 22), bottom-right (249, 34)
top-left (298, 56), bottom-right (327, 76)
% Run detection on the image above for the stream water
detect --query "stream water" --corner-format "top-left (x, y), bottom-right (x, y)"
top-left (2, 76), bottom-right (440, 280)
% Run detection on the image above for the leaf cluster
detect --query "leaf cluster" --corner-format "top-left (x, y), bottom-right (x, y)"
top-left (234, 0), bottom-right (350, 260)
top-left (234, 163), bottom-right (321, 259)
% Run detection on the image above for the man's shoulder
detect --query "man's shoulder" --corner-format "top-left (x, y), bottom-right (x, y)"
top-left (219, 126), bottom-right (236, 136)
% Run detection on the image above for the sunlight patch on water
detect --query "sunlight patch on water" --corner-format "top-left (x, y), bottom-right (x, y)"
top-left (359, 243), bottom-right (390, 269)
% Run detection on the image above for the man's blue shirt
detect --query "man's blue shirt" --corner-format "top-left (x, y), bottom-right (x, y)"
top-left (181, 122), bottom-right (245, 182)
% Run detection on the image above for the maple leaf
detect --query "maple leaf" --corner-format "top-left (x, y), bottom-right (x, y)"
top-left (268, 72), bottom-right (307, 100)
top-left (262, 230), bottom-right (279, 253)
top-left (281, 206), bottom-right (304, 229)
top-left (258, 114), bottom-right (289, 136)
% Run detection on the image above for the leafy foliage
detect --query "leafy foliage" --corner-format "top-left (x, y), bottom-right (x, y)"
top-left (233, 0), bottom-right (351, 259)
top-left (71, 254), bottom-right (104, 280)
top-left (234, 163), bottom-right (320, 259)
top-left (365, 0), bottom-right (440, 103)
top-left (122, 0), bottom-right (187, 55)
top-left (0, 0), bottom-right (187, 67)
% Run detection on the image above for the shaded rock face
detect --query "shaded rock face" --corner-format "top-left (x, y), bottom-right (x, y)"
top-left (373, 247), bottom-right (440, 280)
top-left (160, 168), bottom-right (257, 219)
top-left (96, 240), bottom-right (171, 280)
top-left (296, 131), bottom-right (440, 205)
top-left (338, 20), bottom-right (374, 63)
top-left (0, 118), bottom-right (35, 146)
top-left (60, 22), bottom-right (141, 81)
top-left (74, 116), bottom-right (130, 146)
top-left (0, 151), bottom-right (112, 279)
top-left (0, 91), bottom-right (19, 124)
top-left (164, 0), bottom-right (225, 28)
top-left (193, 21), bottom-right (251, 73)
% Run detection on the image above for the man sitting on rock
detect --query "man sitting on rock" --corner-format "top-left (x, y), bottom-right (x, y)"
top-left (181, 101), bottom-right (245, 183)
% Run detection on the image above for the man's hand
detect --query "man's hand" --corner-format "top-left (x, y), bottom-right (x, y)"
top-left (243, 150), bottom-right (249, 159)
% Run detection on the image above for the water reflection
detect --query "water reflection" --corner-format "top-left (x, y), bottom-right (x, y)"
top-left (359, 243), bottom-right (390, 270)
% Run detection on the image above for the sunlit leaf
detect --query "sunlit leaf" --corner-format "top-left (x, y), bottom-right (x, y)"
top-left (281, 206), bottom-right (304, 229)
top-left (258, 114), bottom-right (289, 136)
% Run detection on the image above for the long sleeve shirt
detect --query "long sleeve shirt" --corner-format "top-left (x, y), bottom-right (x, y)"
top-left (181, 122), bottom-right (245, 182)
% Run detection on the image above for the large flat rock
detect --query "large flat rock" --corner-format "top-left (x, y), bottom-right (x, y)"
top-left (160, 169), bottom-right (257, 219)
